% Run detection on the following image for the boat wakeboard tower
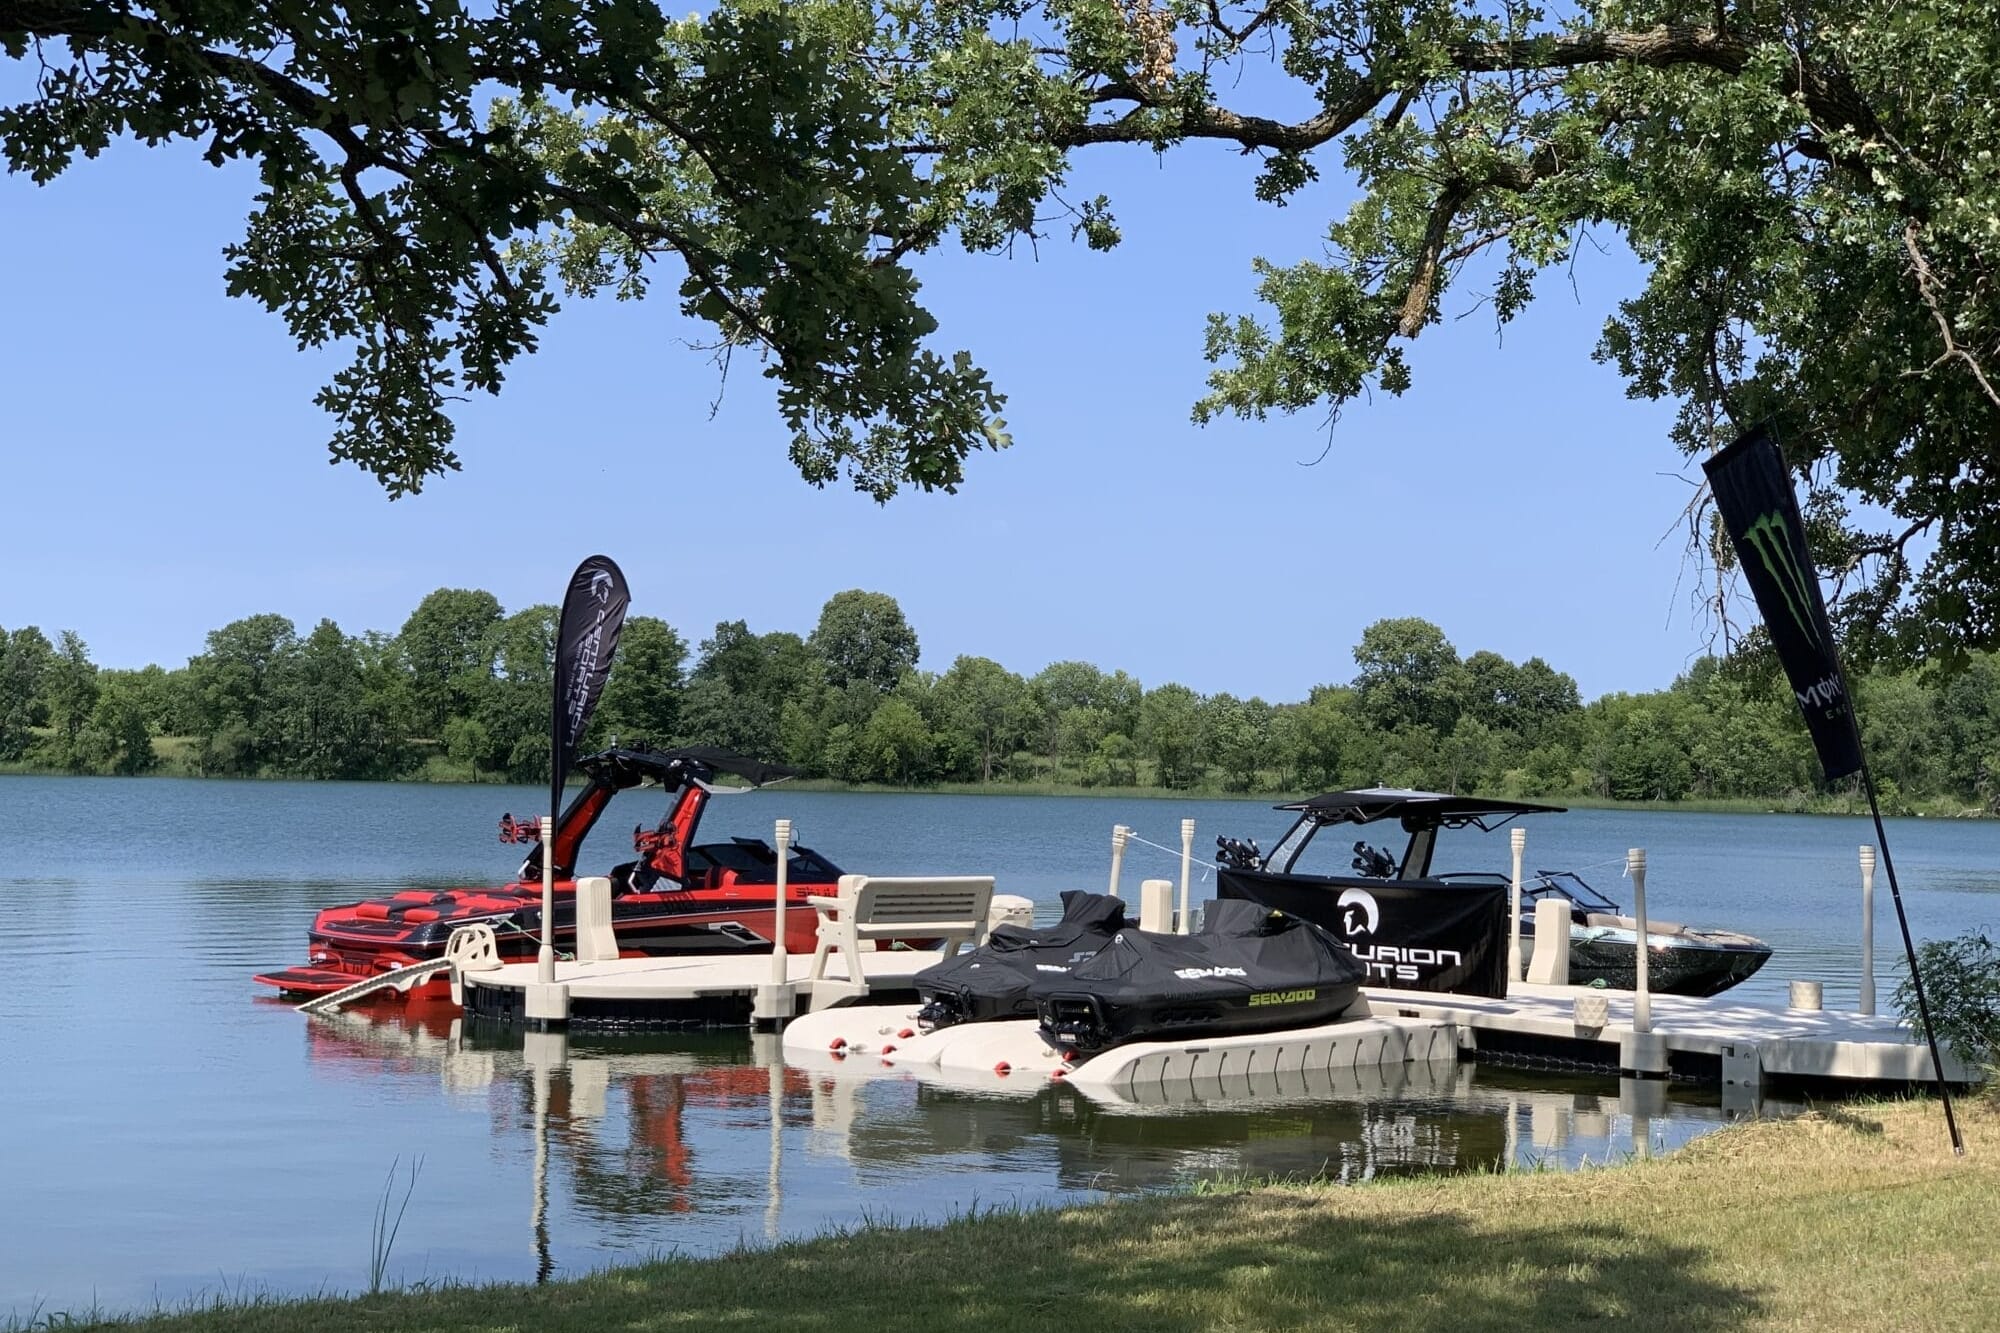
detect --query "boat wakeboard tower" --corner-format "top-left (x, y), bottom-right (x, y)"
top-left (253, 744), bottom-right (851, 1001)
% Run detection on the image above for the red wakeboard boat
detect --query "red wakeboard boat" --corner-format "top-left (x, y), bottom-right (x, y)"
top-left (254, 745), bottom-right (848, 1001)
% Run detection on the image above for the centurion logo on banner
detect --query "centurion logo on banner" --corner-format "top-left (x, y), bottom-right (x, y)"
top-left (1333, 885), bottom-right (1466, 984)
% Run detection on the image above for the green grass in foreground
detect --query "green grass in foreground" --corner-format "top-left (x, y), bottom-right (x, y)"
top-left (42, 1096), bottom-right (2000, 1332)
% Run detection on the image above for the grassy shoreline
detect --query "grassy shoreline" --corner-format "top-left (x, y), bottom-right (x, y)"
top-left (33, 1096), bottom-right (1996, 1332)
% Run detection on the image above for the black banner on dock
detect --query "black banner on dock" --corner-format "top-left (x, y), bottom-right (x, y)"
top-left (1216, 869), bottom-right (1511, 998)
top-left (551, 554), bottom-right (630, 819)
top-left (1702, 425), bottom-right (1863, 781)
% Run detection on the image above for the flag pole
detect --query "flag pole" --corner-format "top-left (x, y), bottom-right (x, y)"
top-left (1855, 753), bottom-right (1963, 1154)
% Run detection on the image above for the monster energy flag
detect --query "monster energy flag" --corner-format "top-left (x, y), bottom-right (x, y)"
top-left (551, 555), bottom-right (631, 819)
top-left (1702, 425), bottom-right (1863, 780)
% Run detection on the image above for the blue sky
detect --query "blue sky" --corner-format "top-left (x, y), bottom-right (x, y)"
top-left (0, 111), bottom-right (1709, 702)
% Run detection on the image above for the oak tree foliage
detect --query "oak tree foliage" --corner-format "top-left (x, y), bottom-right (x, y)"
top-left (8, 0), bottom-right (1998, 651)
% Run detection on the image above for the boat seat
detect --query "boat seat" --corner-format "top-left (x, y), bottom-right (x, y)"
top-left (807, 874), bottom-right (995, 1010)
top-left (1583, 912), bottom-right (1685, 935)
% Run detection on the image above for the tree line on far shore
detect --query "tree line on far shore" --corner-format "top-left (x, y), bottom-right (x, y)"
top-left (5, 590), bottom-right (1999, 812)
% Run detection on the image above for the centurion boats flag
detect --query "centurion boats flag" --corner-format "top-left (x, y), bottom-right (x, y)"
top-left (1701, 424), bottom-right (1863, 781)
top-left (1703, 424), bottom-right (1962, 1153)
top-left (550, 554), bottom-right (631, 820)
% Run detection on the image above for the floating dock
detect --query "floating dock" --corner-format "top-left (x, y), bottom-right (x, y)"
top-left (459, 948), bottom-right (946, 1029)
top-left (458, 948), bottom-right (1968, 1093)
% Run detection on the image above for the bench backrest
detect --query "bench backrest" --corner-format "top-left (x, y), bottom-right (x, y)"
top-left (840, 874), bottom-right (994, 932)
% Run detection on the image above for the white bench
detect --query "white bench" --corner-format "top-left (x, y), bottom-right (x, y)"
top-left (806, 873), bottom-right (995, 1010)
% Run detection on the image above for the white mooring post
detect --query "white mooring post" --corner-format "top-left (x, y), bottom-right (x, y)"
top-left (536, 815), bottom-right (557, 985)
top-left (754, 819), bottom-right (796, 1029)
top-left (1508, 826), bottom-right (1527, 983)
top-left (1859, 844), bottom-right (1878, 1016)
top-left (1178, 819), bottom-right (1195, 934)
top-left (770, 819), bottom-right (793, 985)
top-left (1628, 847), bottom-right (1651, 1034)
top-left (1108, 824), bottom-right (1129, 898)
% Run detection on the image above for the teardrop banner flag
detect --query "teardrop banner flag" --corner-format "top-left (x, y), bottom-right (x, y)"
top-left (550, 554), bottom-right (631, 821)
top-left (1705, 423), bottom-right (1963, 1154)
top-left (1701, 425), bottom-right (1863, 781)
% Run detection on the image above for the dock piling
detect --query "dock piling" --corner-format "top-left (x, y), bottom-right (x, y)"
top-left (1508, 827), bottom-right (1526, 983)
top-left (536, 815), bottom-right (556, 985)
top-left (1859, 844), bottom-right (1877, 1016)
top-left (1628, 848), bottom-right (1652, 1035)
top-left (754, 819), bottom-right (797, 1031)
top-left (1178, 819), bottom-right (1195, 934)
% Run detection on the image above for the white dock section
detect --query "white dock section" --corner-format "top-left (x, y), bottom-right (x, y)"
top-left (461, 949), bottom-right (948, 1026)
top-left (1361, 981), bottom-right (1973, 1085)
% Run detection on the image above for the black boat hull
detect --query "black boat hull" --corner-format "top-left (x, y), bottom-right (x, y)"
top-left (1560, 933), bottom-right (1773, 998)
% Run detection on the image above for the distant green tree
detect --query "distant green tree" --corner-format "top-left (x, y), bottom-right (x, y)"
top-left (1439, 718), bottom-right (1497, 794)
top-left (1938, 656), bottom-right (2000, 810)
top-left (39, 630), bottom-right (100, 772)
top-left (274, 619), bottom-right (375, 779)
top-left (471, 606), bottom-right (557, 783)
top-left (1203, 693), bottom-right (1271, 792)
top-left (83, 673), bottom-right (157, 775)
top-left (935, 655), bottom-right (1031, 782)
top-left (0, 626), bottom-right (53, 760)
top-left (1505, 658), bottom-right (1583, 745)
top-left (353, 631), bottom-right (418, 776)
top-left (1054, 704), bottom-right (1110, 764)
top-left (1859, 670), bottom-right (1947, 797)
top-left (809, 591), bottom-right (919, 695)
top-left (862, 696), bottom-right (933, 784)
top-left (187, 613), bottom-right (299, 774)
top-left (1353, 618), bottom-right (1464, 736)
top-left (1030, 660), bottom-right (1107, 766)
top-left (399, 589), bottom-right (502, 737)
top-left (595, 616), bottom-right (687, 748)
top-left (1140, 683), bottom-right (1205, 789)
top-left (1289, 686), bottom-right (1361, 791)
top-left (1082, 731), bottom-right (1139, 788)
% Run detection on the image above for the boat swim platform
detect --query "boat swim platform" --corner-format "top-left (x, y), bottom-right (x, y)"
top-left (458, 948), bottom-right (947, 1030)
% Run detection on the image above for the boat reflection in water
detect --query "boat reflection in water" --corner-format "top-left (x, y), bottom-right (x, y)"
top-left (301, 1009), bottom-right (1793, 1279)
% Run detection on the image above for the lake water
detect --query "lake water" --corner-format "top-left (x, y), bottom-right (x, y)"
top-left (3, 775), bottom-right (1995, 1320)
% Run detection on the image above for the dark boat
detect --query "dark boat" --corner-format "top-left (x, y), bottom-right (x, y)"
top-left (1515, 870), bottom-right (1773, 998)
top-left (914, 889), bottom-right (1128, 1031)
top-left (1036, 899), bottom-right (1365, 1053)
top-left (254, 745), bottom-right (853, 1001)
top-left (1216, 788), bottom-right (1773, 999)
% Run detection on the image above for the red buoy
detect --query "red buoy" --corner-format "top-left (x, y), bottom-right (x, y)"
top-left (993, 1061), bottom-right (1011, 1075)
top-left (830, 1037), bottom-right (847, 1050)
top-left (881, 1044), bottom-right (897, 1055)
top-left (897, 1028), bottom-right (915, 1040)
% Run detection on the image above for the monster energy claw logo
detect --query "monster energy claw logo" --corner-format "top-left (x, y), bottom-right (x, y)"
top-left (1742, 511), bottom-right (1822, 647)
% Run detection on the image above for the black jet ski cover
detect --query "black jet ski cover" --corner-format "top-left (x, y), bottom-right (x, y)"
top-left (1036, 900), bottom-right (1365, 1053)
top-left (914, 890), bottom-right (1128, 1030)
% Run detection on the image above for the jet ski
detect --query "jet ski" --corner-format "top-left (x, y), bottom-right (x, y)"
top-left (913, 890), bottom-right (1128, 1031)
top-left (254, 744), bottom-right (857, 1001)
top-left (1036, 900), bottom-right (1366, 1054)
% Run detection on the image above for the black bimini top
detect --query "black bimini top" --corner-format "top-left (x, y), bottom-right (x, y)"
top-left (1278, 787), bottom-right (1564, 831)
top-left (575, 744), bottom-right (796, 791)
